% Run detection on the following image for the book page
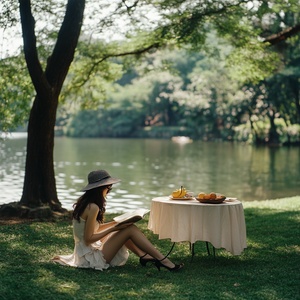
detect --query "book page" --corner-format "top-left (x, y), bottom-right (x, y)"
top-left (113, 208), bottom-right (150, 224)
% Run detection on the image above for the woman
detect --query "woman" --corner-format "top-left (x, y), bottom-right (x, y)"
top-left (52, 169), bottom-right (183, 272)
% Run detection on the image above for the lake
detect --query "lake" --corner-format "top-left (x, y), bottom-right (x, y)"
top-left (0, 134), bottom-right (299, 212)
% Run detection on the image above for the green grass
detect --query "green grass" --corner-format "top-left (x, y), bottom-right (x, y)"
top-left (1, 197), bottom-right (299, 300)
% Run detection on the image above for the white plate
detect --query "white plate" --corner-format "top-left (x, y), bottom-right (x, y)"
top-left (224, 198), bottom-right (238, 202)
top-left (169, 196), bottom-right (194, 201)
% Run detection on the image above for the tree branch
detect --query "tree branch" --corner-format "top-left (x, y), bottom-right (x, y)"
top-left (19, 0), bottom-right (50, 96)
top-left (263, 24), bottom-right (300, 45)
top-left (74, 42), bottom-right (161, 88)
top-left (122, 0), bottom-right (139, 13)
top-left (45, 0), bottom-right (85, 94)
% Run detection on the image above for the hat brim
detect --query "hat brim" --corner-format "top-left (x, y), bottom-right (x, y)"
top-left (81, 177), bottom-right (121, 192)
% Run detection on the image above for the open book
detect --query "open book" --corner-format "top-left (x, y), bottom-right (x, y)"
top-left (113, 208), bottom-right (150, 225)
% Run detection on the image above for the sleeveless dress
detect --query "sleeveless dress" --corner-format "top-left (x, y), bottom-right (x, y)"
top-left (52, 218), bottom-right (129, 270)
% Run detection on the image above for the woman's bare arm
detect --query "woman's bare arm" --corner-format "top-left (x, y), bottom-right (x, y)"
top-left (96, 221), bottom-right (118, 232)
top-left (83, 203), bottom-right (132, 245)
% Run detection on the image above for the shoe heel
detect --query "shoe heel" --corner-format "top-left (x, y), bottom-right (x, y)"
top-left (155, 259), bottom-right (184, 272)
top-left (155, 261), bottom-right (161, 271)
top-left (139, 254), bottom-right (156, 267)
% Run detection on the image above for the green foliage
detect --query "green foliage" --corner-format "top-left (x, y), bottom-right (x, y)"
top-left (227, 42), bottom-right (280, 84)
top-left (66, 105), bottom-right (144, 138)
top-left (62, 37), bottom-right (300, 144)
top-left (0, 56), bottom-right (33, 132)
top-left (65, 110), bottom-right (100, 137)
top-left (233, 120), bottom-right (300, 144)
top-left (1, 0), bottom-right (299, 145)
top-left (232, 123), bottom-right (253, 143)
top-left (61, 41), bottom-right (125, 109)
top-left (276, 122), bottom-right (300, 144)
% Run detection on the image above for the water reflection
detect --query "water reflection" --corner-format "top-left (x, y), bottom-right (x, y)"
top-left (0, 136), bottom-right (299, 212)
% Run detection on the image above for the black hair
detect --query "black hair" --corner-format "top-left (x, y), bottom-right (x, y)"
top-left (72, 186), bottom-right (108, 223)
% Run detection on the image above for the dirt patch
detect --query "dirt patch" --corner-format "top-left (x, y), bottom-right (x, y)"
top-left (0, 202), bottom-right (72, 225)
top-left (0, 218), bottom-right (35, 225)
top-left (0, 214), bottom-right (72, 225)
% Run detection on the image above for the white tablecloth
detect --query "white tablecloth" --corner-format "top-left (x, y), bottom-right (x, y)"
top-left (148, 197), bottom-right (247, 255)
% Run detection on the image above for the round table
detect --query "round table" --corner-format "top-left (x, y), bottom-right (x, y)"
top-left (148, 197), bottom-right (247, 256)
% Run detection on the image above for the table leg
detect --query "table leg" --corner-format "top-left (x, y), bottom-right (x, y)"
top-left (206, 242), bottom-right (210, 255)
top-left (191, 243), bottom-right (195, 261)
top-left (190, 242), bottom-right (216, 260)
top-left (206, 242), bottom-right (216, 258)
top-left (188, 243), bottom-right (195, 262)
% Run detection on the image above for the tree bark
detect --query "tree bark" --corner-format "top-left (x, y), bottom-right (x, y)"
top-left (19, 0), bottom-right (85, 210)
top-left (268, 109), bottom-right (280, 145)
top-left (290, 77), bottom-right (300, 124)
top-left (264, 24), bottom-right (300, 45)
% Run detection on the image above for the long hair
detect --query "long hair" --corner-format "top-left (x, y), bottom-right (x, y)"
top-left (73, 186), bottom-right (107, 223)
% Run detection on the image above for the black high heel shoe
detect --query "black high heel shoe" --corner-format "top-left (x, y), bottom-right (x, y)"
top-left (155, 259), bottom-right (184, 272)
top-left (139, 253), bottom-right (156, 267)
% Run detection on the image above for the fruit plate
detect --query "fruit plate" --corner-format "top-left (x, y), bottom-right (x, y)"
top-left (169, 196), bottom-right (194, 201)
top-left (195, 197), bottom-right (226, 204)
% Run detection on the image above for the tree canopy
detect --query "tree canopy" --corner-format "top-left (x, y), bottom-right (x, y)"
top-left (0, 0), bottom-right (299, 216)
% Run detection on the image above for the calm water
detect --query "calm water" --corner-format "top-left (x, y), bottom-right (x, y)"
top-left (0, 134), bottom-right (299, 212)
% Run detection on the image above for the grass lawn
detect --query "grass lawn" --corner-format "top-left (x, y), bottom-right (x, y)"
top-left (0, 196), bottom-right (299, 300)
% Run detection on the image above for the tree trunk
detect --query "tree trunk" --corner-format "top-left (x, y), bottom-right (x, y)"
top-left (18, 0), bottom-right (85, 210)
top-left (268, 110), bottom-right (280, 145)
top-left (20, 92), bottom-right (59, 209)
top-left (290, 77), bottom-right (300, 124)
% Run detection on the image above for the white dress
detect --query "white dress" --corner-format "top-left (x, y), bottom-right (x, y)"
top-left (52, 218), bottom-right (129, 271)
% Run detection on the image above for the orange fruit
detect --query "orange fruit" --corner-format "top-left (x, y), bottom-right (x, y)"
top-left (209, 192), bottom-right (217, 200)
top-left (198, 192), bottom-right (205, 199)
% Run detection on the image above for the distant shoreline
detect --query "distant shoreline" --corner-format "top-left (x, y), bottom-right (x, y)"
top-left (0, 132), bottom-right (28, 139)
